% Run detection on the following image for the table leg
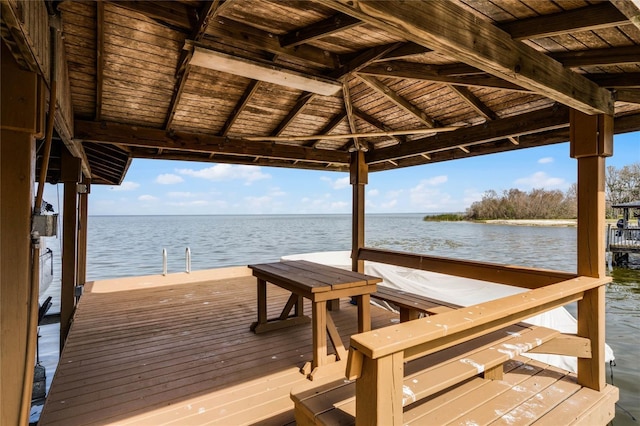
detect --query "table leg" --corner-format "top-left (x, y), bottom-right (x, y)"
top-left (257, 278), bottom-right (267, 325)
top-left (312, 300), bottom-right (327, 369)
top-left (357, 294), bottom-right (371, 333)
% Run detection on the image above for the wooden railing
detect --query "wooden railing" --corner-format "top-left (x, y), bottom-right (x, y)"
top-left (358, 247), bottom-right (577, 289)
top-left (606, 224), bottom-right (640, 251)
top-left (344, 275), bottom-right (609, 425)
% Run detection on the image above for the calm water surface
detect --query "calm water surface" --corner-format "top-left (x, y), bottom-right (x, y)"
top-left (84, 214), bottom-right (639, 424)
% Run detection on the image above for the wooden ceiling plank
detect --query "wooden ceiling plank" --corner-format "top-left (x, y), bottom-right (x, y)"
top-left (366, 105), bottom-right (570, 163)
top-left (499, 3), bottom-right (629, 41)
top-left (220, 80), bottom-right (261, 136)
top-left (359, 61), bottom-right (530, 92)
top-left (280, 12), bottom-right (362, 48)
top-left (322, 0), bottom-right (614, 115)
top-left (357, 74), bottom-right (437, 128)
top-left (95, 1), bottom-right (104, 121)
top-left (164, 1), bottom-right (222, 131)
top-left (550, 46), bottom-right (640, 68)
top-left (353, 106), bottom-right (404, 144)
top-left (308, 111), bottom-right (346, 147)
top-left (75, 120), bottom-right (350, 165)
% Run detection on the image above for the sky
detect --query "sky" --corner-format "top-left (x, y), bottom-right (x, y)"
top-left (44, 132), bottom-right (639, 215)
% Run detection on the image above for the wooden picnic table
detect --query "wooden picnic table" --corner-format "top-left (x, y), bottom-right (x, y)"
top-left (248, 260), bottom-right (381, 379)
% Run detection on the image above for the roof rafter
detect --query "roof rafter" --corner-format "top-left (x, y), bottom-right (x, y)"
top-left (306, 111), bottom-right (346, 147)
top-left (499, 3), bottom-right (628, 41)
top-left (550, 46), bottom-right (640, 68)
top-left (220, 80), bottom-right (261, 136)
top-left (447, 85), bottom-right (519, 145)
top-left (95, 1), bottom-right (104, 121)
top-left (359, 62), bottom-right (529, 91)
top-left (164, 1), bottom-right (222, 130)
top-left (280, 12), bottom-right (362, 48)
top-left (357, 74), bottom-right (437, 128)
top-left (366, 105), bottom-right (570, 163)
top-left (610, 0), bottom-right (640, 32)
top-left (589, 72), bottom-right (640, 88)
top-left (321, 0), bottom-right (614, 115)
top-left (353, 106), bottom-right (405, 144)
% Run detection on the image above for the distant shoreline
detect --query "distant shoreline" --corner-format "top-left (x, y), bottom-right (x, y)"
top-left (480, 219), bottom-right (577, 227)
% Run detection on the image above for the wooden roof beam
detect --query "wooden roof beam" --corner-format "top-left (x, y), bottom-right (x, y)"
top-left (95, 1), bottom-right (104, 121)
top-left (270, 92), bottom-right (317, 137)
top-left (610, 0), bottom-right (640, 32)
top-left (499, 3), bottom-right (629, 41)
top-left (550, 46), bottom-right (640, 68)
top-left (342, 81), bottom-right (362, 151)
top-left (447, 85), bottom-right (518, 145)
top-left (370, 112), bottom-right (640, 170)
top-left (589, 72), bottom-right (640, 88)
top-left (615, 89), bottom-right (640, 104)
top-left (280, 13), bottom-right (362, 48)
top-left (353, 107), bottom-right (404, 144)
top-left (307, 111), bottom-right (346, 147)
top-left (366, 104), bottom-right (570, 164)
top-left (220, 80), bottom-right (260, 136)
top-left (205, 17), bottom-right (339, 69)
top-left (359, 62), bottom-right (529, 92)
top-left (357, 74), bottom-right (437, 128)
top-left (322, 0), bottom-right (614, 115)
top-left (165, 1), bottom-right (228, 130)
top-left (75, 120), bottom-right (350, 165)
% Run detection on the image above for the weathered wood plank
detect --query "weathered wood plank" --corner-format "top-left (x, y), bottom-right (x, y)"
top-left (322, 0), bottom-right (614, 114)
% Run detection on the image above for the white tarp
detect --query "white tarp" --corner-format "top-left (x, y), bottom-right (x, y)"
top-left (282, 251), bottom-right (614, 372)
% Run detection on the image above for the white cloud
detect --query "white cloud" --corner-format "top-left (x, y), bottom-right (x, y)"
top-left (156, 173), bottom-right (184, 184)
top-left (268, 187), bottom-right (286, 197)
top-left (409, 177), bottom-right (456, 211)
top-left (177, 164), bottom-right (270, 184)
top-left (381, 199), bottom-right (397, 209)
top-left (138, 194), bottom-right (157, 201)
top-left (167, 191), bottom-right (196, 198)
top-left (368, 189), bottom-right (380, 197)
top-left (425, 175), bottom-right (448, 186)
top-left (321, 176), bottom-right (350, 190)
top-left (514, 172), bottom-right (566, 189)
top-left (538, 157), bottom-right (554, 164)
top-left (109, 181), bottom-right (139, 191)
top-left (167, 200), bottom-right (209, 207)
top-left (330, 201), bottom-right (349, 210)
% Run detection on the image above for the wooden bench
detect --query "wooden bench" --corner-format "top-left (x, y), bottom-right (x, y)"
top-left (292, 276), bottom-right (618, 425)
top-left (372, 285), bottom-right (460, 321)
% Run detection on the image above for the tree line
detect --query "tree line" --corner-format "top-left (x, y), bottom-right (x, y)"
top-left (461, 162), bottom-right (638, 221)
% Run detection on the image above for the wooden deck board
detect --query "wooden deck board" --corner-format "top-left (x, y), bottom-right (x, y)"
top-left (39, 269), bottom-right (398, 425)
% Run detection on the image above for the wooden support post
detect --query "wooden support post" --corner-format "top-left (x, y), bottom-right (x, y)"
top-left (77, 177), bottom-right (90, 286)
top-left (351, 150), bottom-right (368, 273)
top-left (1, 42), bottom-right (41, 426)
top-left (60, 148), bottom-right (81, 351)
top-left (355, 352), bottom-right (403, 426)
top-left (570, 109), bottom-right (612, 391)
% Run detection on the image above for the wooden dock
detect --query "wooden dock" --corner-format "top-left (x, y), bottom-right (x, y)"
top-left (38, 267), bottom-right (397, 425)
top-left (38, 267), bottom-right (617, 425)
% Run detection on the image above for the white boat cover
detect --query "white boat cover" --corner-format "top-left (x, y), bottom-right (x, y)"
top-left (282, 251), bottom-right (614, 372)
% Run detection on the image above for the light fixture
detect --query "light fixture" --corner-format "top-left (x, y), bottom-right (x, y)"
top-left (190, 46), bottom-right (342, 96)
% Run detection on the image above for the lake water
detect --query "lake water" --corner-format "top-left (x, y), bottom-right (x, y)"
top-left (46, 214), bottom-right (639, 424)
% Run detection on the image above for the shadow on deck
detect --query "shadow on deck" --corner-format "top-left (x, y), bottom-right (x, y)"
top-left (38, 267), bottom-right (398, 425)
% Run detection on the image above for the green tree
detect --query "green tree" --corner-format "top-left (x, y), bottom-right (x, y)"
top-left (606, 162), bottom-right (640, 217)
